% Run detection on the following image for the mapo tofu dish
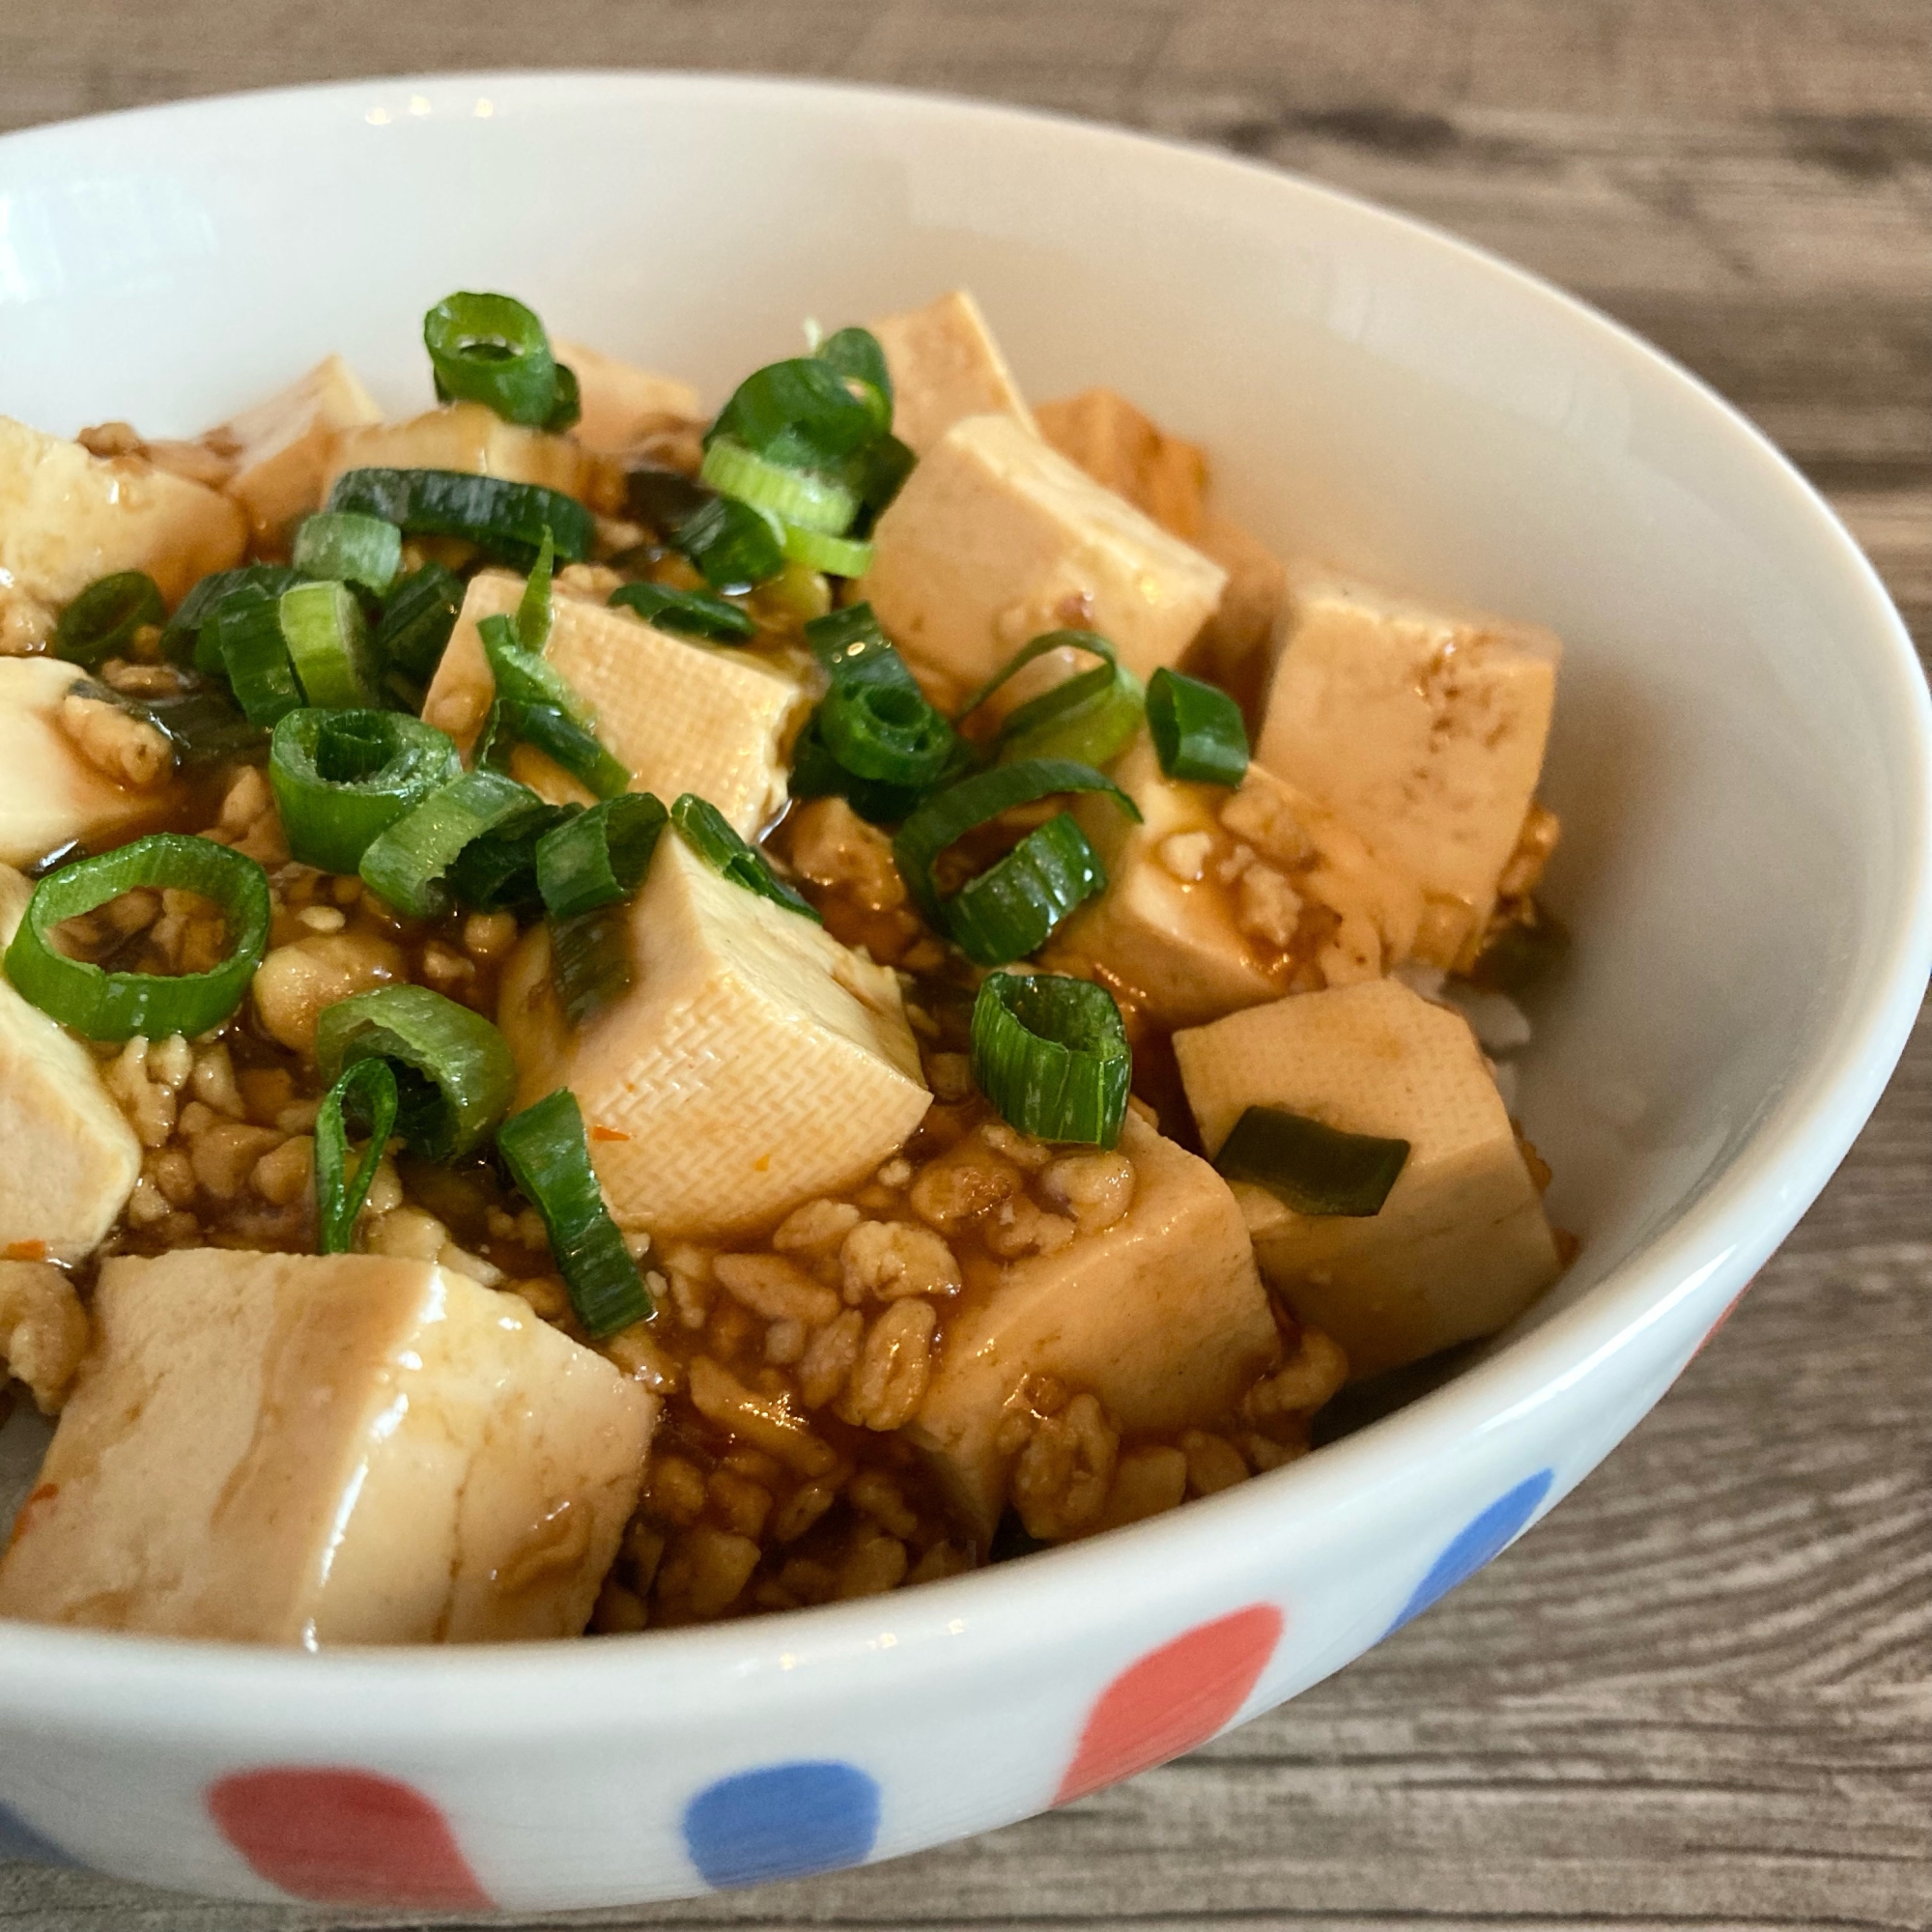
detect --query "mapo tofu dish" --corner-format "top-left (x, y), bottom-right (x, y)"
top-left (0, 290), bottom-right (1571, 1645)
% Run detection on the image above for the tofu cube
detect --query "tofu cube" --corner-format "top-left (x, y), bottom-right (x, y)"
top-left (860, 413), bottom-right (1228, 708)
top-left (869, 290), bottom-right (1037, 456)
top-left (322, 400), bottom-right (591, 505)
top-left (212, 354), bottom-right (384, 544)
top-left (1051, 735), bottom-right (1285, 1029)
top-left (0, 864), bottom-right (141, 1262)
top-left (422, 572), bottom-right (810, 834)
top-left (1035, 386), bottom-right (1207, 540)
top-left (1174, 979), bottom-right (1560, 1380)
top-left (1193, 512), bottom-right (1288, 704)
top-left (0, 658), bottom-right (181, 867)
top-left (0, 414), bottom-right (245, 614)
top-left (0, 1250), bottom-right (656, 1644)
top-left (552, 338), bottom-right (702, 453)
top-left (907, 1109), bottom-right (1280, 1543)
top-left (1256, 565), bottom-right (1560, 965)
top-left (497, 833), bottom-right (931, 1239)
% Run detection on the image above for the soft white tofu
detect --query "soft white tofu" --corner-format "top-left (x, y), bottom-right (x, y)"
top-left (0, 865), bottom-right (141, 1264)
top-left (906, 1109), bottom-right (1280, 1543)
top-left (1174, 979), bottom-right (1560, 1380)
top-left (869, 290), bottom-right (1037, 456)
top-left (0, 414), bottom-right (245, 614)
top-left (321, 400), bottom-right (592, 504)
top-left (0, 657), bottom-right (179, 867)
top-left (422, 572), bottom-right (810, 834)
top-left (1051, 735), bottom-right (1285, 1029)
top-left (552, 338), bottom-right (702, 453)
top-left (859, 413), bottom-right (1229, 708)
top-left (1256, 564), bottom-right (1560, 967)
top-left (212, 354), bottom-right (384, 544)
top-left (0, 1250), bottom-right (656, 1644)
top-left (498, 833), bottom-right (930, 1240)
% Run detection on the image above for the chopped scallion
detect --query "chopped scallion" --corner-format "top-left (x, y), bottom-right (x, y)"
top-left (270, 708), bottom-right (463, 875)
top-left (213, 594), bottom-right (305, 727)
top-left (698, 437), bottom-right (859, 535)
top-left (374, 562), bottom-right (466, 682)
top-left (163, 565), bottom-right (303, 671)
top-left (608, 580), bottom-right (755, 643)
top-left (316, 983), bottom-right (517, 1162)
top-left (314, 1057), bottom-right (400, 1254)
top-left (292, 511), bottom-right (403, 597)
top-left (53, 571), bottom-right (164, 669)
top-left (358, 767), bottom-right (546, 919)
top-left (707, 356), bottom-right (884, 469)
top-left (672, 495), bottom-right (785, 591)
top-left (327, 468), bottom-right (594, 566)
top-left (423, 291), bottom-right (570, 429)
top-left (1145, 667), bottom-right (1249, 786)
top-left (970, 972), bottom-right (1131, 1149)
top-left (959, 630), bottom-right (1145, 771)
top-left (779, 523), bottom-right (873, 577)
top-left (669, 793), bottom-right (820, 921)
top-left (279, 580), bottom-right (380, 710)
top-left (535, 792), bottom-right (668, 921)
top-left (1211, 1106), bottom-right (1409, 1217)
top-left (497, 1089), bottom-right (652, 1336)
top-left (943, 812), bottom-right (1106, 966)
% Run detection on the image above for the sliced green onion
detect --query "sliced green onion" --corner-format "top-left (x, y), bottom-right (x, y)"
top-left (443, 797), bottom-right (577, 917)
top-left (960, 631), bottom-right (1145, 770)
top-left (423, 291), bottom-right (565, 429)
top-left (708, 357), bottom-right (883, 469)
top-left (780, 523), bottom-right (873, 577)
top-left (213, 595), bottom-right (305, 727)
top-left (501, 702), bottom-right (632, 800)
top-left (327, 468), bottom-right (593, 566)
top-left (802, 601), bottom-right (891, 668)
top-left (543, 359), bottom-right (582, 435)
top-left (818, 656), bottom-right (955, 787)
top-left (970, 972), bottom-right (1131, 1149)
top-left (3, 834), bottom-right (270, 1041)
top-left (608, 580), bottom-right (755, 643)
top-left (374, 562), bottom-right (466, 682)
top-left (124, 683), bottom-right (267, 772)
top-left (944, 812), bottom-right (1106, 966)
top-left (477, 610), bottom-right (590, 727)
top-left (536, 793), bottom-right (668, 920)
top-left (498, 1089), bottom-right (651, 1336)
top-left (1146, 667), bottom-right (1249, 786)
top-left (292, 511), bottom-right (403, 597)
top-left (358, 767), bottom-right (545, 919)
top-left (279, 581), bottom-right (379, 709)
top-left (1211, 1106), bottom-right (1409, 1217)
top-left (624, 465), bottom-right (712, 537)
top-left (669, 793), bottom-right (820, 922)
top-left (788, 713), bottom-right (940, 826)
top-left (270, 708), bottom-right (462, 875)
top-left (699, 436), bottom-right (859, 535)
top-left (672, 495), bottom-right (784, 591)
top-left (164, 565), bottom-right (303, 670)
top-left (813, 326), bottom-right (894, 434)
top-left (516, 527), bottom-right (555, 652)
top-left (550, 904), bottom-right (635, 1029)
top-left (54, 571), bottom-right (164, 669)
top-left (317, 983), bottom-right (518, 1162)
top-left (853, 433), bottom-right (916, 533)
top-left (893, 757), bottom-right (1141, 930)
top-left (314, 1058), bottom-right (400, 1255)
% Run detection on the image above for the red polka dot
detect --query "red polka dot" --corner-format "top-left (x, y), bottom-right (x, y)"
top-left (208, 1767), bottom-right (492, 1908)
top-left (1055, 1603), bottom-right (1284, 1804)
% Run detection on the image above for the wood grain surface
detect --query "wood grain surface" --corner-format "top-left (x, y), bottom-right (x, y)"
top-left (1, 4), bottom-right (1927, 1928)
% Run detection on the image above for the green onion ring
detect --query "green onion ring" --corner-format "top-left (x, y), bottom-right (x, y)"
top-left (327, 468), bottom-right (594, 566)
top-left (291, 512), bottom-right (403, 597)
top-left (673, 495), bottom-right (785, 591)
top-left (959, 631), bottom-right (1145, 770)
top-left (3, 835), bottom-right (270, 1041)
top-left (423, 291), bottom-right (565, 429)
top-left (707, 356), bottom-right (885, 469)
top-left (669, 793), bottom-right (820, 922)
top-left (813, 326), bottom-right (895, 434)
top-left (970, 971), bottom-right (1132, 1149)
top-left (280, 580), bottom-right (380, 710)
top-left (213, 594), bottom-right (306, 727)
top-left (780, 524), bottom-right (873, 578)
top-left (943, 812), bottom-right (1107, 967)
top-left (443, 797), bottom-right (578, 917)
top-left (54, 571), bottom-right (164, 669)
top-left (550, 904), bottom-right (636, 1030)
top-left (536, 793), bottom-right (668, 921)
top-left (1211, 1106), bottom-right (1409, 1217)
top-left (358, 767), bottom-right (546, 919)
top-left (699, 437), bottom-right (859, 535)
top-left (893, 756), bottom-right (1141, 930)
top-left (164, 565), bottom-right (303, 671)
top-left (314, 1057), bottom-right (400, 1255)
top-left (608, 580), bottom-right (755, 643)
top-left (374, 562), bottom-right (466, 681)
top-left (316, 983), bottom-right (517, 1162)
top-left (497, 1088), bottom-right (651, 1335)
top-left (1145, 667), bottom-right (1250, 786)
top-left (478, 611), bottom-right (591, 726)
top-left (270, 708), bottom-right (462, 876)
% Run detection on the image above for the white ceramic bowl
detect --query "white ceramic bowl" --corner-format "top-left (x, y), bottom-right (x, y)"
top-left (0, 71), bottom-right (1925, 1912)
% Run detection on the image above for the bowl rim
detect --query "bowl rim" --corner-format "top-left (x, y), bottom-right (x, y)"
top-left (0, 66), bottom-right (1925, 1730)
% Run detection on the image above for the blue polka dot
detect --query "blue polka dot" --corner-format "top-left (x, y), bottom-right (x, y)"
top-left (1386, 1468), bottom-right (1555, 1635)
top-left (683, 1760), bottom-right (880, 1889)
top-left (0, 1799), bottom-right (79, 1867)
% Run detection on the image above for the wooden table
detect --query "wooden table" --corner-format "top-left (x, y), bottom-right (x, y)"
top-left (1, 4), bottom-right (1926, 1927)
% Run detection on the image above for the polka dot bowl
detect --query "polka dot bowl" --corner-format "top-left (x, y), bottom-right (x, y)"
top-left (0, 71), bottom-right (1926, 1911)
